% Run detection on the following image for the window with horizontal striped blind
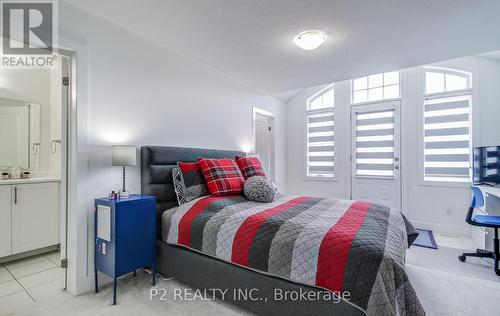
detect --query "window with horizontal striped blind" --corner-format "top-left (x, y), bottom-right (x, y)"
top-left (423, 68), bottom-right (472, 183)
top-left (306, 85), bottom-right (334, 178)
top-left (355, 110), bottom-right (395, 177)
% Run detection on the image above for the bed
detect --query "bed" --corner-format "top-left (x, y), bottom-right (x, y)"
top-left (141, 146), bottom-right (424, 316)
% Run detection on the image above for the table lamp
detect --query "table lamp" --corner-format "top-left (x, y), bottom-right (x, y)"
top-left (112, 145), bottom-right (136, 198)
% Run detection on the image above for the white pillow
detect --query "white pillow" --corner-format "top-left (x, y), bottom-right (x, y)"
top-left (172, 167), bottom-right (188, 205)
top-left (243, 176), bottom-right (277, 203)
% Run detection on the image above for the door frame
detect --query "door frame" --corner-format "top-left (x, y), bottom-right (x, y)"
top-left (0, 50), bottom-right (74, 290)
top-left (350, 100), bottom-right (402, 210)
top-left (252, 107), bottom-right (276, 182)
top-left (56, 49), bottom-right (76, 291)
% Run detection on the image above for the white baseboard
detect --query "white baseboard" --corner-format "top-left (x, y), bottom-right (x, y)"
top-left (411, 220), bottom-right (471, 237)
top-left (0, 244), bottom-right (59, 264)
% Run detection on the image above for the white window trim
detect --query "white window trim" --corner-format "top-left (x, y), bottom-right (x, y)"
top-left (350, 71), bottom-right (402, 105)
top-left (303, 173), bottom-right (339, 182)
top-left (349, 97), bottom-right (402, 107)
top-left (424, 88), bottom-right (472, 100)
top-left (417, 66), bottom-right (475, 188)
top-left (304, 84), bottom-right (337, 181)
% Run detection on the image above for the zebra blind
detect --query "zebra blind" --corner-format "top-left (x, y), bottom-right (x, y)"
top-left (355, 110), bottom-right (395, 177)
top-left (424, 95), bottom-right (471, 182)
top-left (307, 110), bottom-right (334, 177)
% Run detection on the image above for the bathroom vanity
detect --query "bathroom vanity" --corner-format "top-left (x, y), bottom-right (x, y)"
top-left (0, 178), bottom-right (60, 261)
top-left (0, 96), bottom-right (62, 262)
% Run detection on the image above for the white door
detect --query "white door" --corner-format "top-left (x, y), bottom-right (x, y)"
top-left (11, 182), bottom-right (59, 254)
top-left (0, 105), bottom-right (29, 169)
top-left (255, 120), bottom-right (271, 175)
top-left (254, 112), bottom-right (275, 181)
top-left (351, 101), bottom-right (401, 210)
top-left (0, 186), bottom-right (12, 257)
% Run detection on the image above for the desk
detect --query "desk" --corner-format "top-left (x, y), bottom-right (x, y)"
top-left (472, 185), bottom-right (500, 251)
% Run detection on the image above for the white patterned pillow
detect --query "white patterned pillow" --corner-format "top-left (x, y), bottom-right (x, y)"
top-left (172, 167), bottom-right (188, 205)
top-left (243, 176), bottom-right (277, 203)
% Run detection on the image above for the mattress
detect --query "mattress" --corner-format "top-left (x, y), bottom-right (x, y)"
top-left (162, 194), bottom-right (424, 316)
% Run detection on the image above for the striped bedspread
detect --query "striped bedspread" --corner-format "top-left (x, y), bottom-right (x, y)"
top-left (163, 194), bottom-right (424, 316)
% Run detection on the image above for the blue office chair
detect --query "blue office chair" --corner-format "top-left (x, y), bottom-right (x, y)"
top-left (459, 186), bottom-right (500, 275)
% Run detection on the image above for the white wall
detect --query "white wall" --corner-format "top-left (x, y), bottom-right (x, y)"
top-left (0, 69), bottom-right (51, 172)
top-left (285, 55), bottom-right (500, 236)
top-left (58, 2), bottom-right (286, 295)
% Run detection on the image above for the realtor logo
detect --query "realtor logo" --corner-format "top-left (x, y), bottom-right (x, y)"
top-left (1, 1), bottom-right (57, 67)
top-left (2, 1), bottom-right (54, 54)
top-left (2, 1), bottom-right (53, 54)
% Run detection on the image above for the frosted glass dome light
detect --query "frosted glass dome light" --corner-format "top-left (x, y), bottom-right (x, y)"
top-left (294, 30), bottom-right (328, 51)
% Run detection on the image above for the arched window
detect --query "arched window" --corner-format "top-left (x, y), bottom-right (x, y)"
top-left (425, 68), bottom-right (471, 94)
top-left (306, 85), bottom-right (334, 178)
top-left (423, 67), bottom-right (472, 182)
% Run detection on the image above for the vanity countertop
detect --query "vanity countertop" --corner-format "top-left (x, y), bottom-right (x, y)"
top-left (0, 177), bottom-right (61, 185)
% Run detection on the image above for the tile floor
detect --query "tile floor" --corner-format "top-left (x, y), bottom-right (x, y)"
top-left (0, 250), bottom-right (63, 314)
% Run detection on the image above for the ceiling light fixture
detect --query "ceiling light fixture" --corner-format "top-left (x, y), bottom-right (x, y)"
top-left (294, 30), bottom-right (328, 51)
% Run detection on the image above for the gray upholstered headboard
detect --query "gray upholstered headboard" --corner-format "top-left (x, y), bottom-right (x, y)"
top-left (141, 146), bottom-right (245, 222)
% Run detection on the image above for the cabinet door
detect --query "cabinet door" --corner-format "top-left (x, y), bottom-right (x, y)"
top-left (0, 186), bottom-right (11, 257)
top-left (12, 182), bottom-right (59, 254)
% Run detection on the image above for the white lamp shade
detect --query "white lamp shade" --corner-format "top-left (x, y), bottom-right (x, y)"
top-left (112, 145), bottom-right (137, 166)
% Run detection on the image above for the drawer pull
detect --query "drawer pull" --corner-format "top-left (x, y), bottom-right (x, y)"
top-left (14, 187), bottom-right (17, 204)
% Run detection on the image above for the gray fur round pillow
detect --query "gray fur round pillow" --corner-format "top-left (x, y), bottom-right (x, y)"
top-left (244, 176), bottom-right (277, 203)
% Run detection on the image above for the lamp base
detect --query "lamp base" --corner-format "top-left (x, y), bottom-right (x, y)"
top-left (119, 190), bottom-right (130, 199)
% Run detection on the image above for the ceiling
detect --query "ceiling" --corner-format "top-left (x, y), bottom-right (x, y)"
top-left (480, 51), bottom-right (500, 61)
top-left (64, 0), bottom-right (500, 94)
top-left (272, 89), bottom-right (303, 103)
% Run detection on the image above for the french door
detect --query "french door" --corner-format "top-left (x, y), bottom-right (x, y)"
top-left (351, 101), bottom-right (401, 210)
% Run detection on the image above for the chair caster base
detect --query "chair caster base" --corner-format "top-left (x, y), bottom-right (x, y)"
top-left (458, 255), bottom-right (466, 262)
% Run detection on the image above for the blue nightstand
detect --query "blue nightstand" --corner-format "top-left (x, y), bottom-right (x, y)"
top-left (94, 194), bottom-right (156, 305)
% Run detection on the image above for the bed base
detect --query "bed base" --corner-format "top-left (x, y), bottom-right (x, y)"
top-left (157, 241), bottom-right (365, 316)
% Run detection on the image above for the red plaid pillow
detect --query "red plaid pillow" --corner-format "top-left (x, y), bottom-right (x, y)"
top-left (235, 156), bottom-right (266, 179)
top-left (198, 158), bottom-right (244, 196)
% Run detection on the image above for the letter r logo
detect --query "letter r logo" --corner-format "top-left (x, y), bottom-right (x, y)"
top-left (2, 2), bottom-right (53, 54)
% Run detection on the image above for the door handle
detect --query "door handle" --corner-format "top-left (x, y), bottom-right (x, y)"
top-left (14, 187), bottom-right (17, 204)
top-left (50, 140), bottom-right (61, 153)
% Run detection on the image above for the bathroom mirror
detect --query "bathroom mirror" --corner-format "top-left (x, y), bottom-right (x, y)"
top-left (0, 97), bottom-right (40, 171)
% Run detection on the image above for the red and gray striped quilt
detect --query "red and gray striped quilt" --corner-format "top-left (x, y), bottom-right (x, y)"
top-left (163, 194), bottom-right (424, 316)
